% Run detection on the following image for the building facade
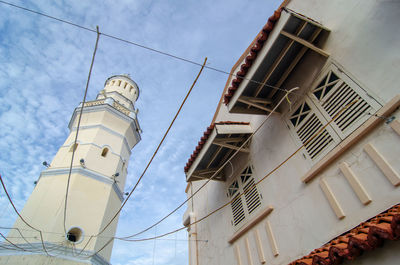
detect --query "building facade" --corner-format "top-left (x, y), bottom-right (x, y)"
top-left (183, 1), bottom-right (400, 265)
top-left (0, 75), bottom-right (142, 264)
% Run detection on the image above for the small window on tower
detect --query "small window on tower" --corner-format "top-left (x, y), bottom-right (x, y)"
top-left (129, 86), bottom-right (133, 93)
top-left (124, 82), bottom-right (128, 88)
top-left (111, 80), bottom-right (115, 85)
top-left (118, 80), bottom-right (121, 86)
top-left (69, 143), bottom-right (78, 152)
top-left (101, 148), bottom-right (109, 157)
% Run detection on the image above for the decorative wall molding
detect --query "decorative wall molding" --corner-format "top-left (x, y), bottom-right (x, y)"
top-left (320, 178), bottom-right (345, 219)
top-left (40, 167), bottom-right (124, 202)
top-left (254, 229), bottom-right (266, 264)
top-left (234, 244), bottom-right (242, 265)
top-left (364, 143), bottom-right (400, 186)
top-left (67, 104), bottom-right (141, 146)
top-left (265, 220), bottom-right (279, 257)
top-left (229, 206), bottom-right (274, 244)
top-left (339, 162), bottom-right (371, 205)
top-left (0, 242), bottom-right (110, 265)
top-left (302, 94), bottom-right (400, 183)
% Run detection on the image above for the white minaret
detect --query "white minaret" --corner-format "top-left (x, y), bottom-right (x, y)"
top-left (1, 75), bottom-right (141, 265)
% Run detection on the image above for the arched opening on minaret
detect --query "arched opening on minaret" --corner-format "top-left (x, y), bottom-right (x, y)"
top-left (101, 147), bottom-right (109, 157)
top-left (66, 227), bottom-right (84, 244)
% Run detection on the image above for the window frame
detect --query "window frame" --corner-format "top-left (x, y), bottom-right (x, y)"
top-left (285, 62), bottom-right (381, 164)
top-left (227, 164), bottom-right (262, 228)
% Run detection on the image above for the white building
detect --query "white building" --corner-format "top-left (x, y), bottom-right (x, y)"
top-left (0, 75), bottom-right (142, 265)
top-left (183, 1), bottom-right (400, 264)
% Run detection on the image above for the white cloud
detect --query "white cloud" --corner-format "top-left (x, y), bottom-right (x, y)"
top-left (0, 0), bottom-right (281, 264)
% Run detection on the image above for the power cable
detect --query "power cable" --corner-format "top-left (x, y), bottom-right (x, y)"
top-left (0, 227), bottom-right (43, 252)
top-left (74, 57), bottom-right (208, 257)
top-left (0, 0), bottom-right (362, 257)
top-left (116, 99), bottom-right (358, 243)
top-left (117, 87), bottom-right (299, 241)
top-left (95, 58), bottom-right (207, 237)
top-left (0, 174), bottom-right (52, 256)
top-left (63, 26), bottom-right (100, 233)
top-left (5, 96), bottom-right (357, 259)
top-left (71, 59), bottom-right (208, 258)
top-left (82, 87), bottom-right (299, 257)
top-left (0, 0), bottom-right (304, 97)
top-left (0, 232), bottom-right (32, 252)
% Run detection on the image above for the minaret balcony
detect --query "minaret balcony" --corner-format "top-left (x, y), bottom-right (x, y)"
top-left (83, 98), bottom-right (132, 117)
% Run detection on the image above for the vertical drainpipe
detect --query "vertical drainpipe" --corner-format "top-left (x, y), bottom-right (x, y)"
top-left (189, 213), bottom-right (198, 265)
top-left (189, 183), bottom-right (199, 265)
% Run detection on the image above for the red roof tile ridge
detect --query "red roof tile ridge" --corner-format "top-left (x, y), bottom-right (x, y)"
top-left (184, 121), bottom-right (251, 173)
top-left (288, 203), bottom-right (400, 265)
top-left (223, 8), bottom-right (283, 105)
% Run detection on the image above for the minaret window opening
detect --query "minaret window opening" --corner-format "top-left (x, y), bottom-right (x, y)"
top-left (129, 86), bottom-right (133, 93)
top-left (66, 227), bottom-right (84, 243)
top-left (111, 80), bottom-right (115, 85)
top-left (101, 147), bottom-right (109, 157)
top-left (118, 80), bottom-right (122, 86)
top-left (124, 82), bottom-right (128, 89)
top-left (69, 143), bottom-right (78, 152)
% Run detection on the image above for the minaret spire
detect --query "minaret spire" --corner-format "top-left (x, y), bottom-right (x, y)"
top-left (0, 75), bottom-right (142, 265)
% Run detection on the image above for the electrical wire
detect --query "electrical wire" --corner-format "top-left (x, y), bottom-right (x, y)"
top-left (117, 87), bottom-right (298, 241)
top-left (0, 0), bottom-right (365, 257)
top-left (115, 99), bottom-right (359, 243)
top-left (73, 57), bottom-right (208, 257)
top-left (63, 26), bottom-right (100, 233)
top-left (0, 227), bottom-right (43, 252)
top-left (0, 174), bottom-right (52, 256)
top-left (67, 59), bottom-right (208, 259)
top-left (0, 0), bottom-right (304, 97)
top-left (0, 98), bottom-right (357, 260)
top-left (81, 87), bottom-right (299, 258)
top-left (0, 232), bottom-right (31, 252)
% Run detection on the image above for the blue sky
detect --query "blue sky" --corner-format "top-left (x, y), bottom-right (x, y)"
top-left (0, 0), bottom-right (281, 264)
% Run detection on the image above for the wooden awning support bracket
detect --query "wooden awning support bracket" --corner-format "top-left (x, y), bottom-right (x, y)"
top-left (239, 96), bottom-right (272, 105)
top-left (192, 167), bottom-right (226, 181)
top-left (212, 141), bottom-right (250, 153)
top-left (237, 97), bottom-right (277, 113)
top-left (280, 30), bottom-right (329, 57)
top-left (191, 175), bottom-right (225, 182)
top-left (268, 28), bottom-right (323, 99)
top-left (213, 137), bottom-right (245, 143)
top-left (253, 21), bottom-right (308, 98)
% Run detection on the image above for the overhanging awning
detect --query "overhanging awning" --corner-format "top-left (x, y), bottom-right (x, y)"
top-left (225, 8), bottom-right (330, 115)
top-left (185, 122), bottom-right (253, 182)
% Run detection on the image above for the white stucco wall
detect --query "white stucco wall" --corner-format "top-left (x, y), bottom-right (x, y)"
top-left (185, 1), bottom-right (400, 264)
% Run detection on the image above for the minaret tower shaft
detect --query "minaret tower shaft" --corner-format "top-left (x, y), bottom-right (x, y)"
top-left (1, 75), bottom-right (141, 265)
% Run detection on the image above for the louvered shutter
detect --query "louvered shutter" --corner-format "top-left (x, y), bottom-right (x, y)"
top-left (310, 65), bottom-right (381, 138)
top-left (288, 100), bottom-right (339, 161)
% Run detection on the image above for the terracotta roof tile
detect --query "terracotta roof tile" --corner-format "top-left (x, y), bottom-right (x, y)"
top-left (223, 8), bottom-right (282, 105)
top-left (184, 121), bottom-right (250, 173)
top-left (289, 204), bottom-right (400, 265)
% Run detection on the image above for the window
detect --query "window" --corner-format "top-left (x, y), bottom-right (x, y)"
top-left (69, 143), bottom-right (78, 152)
top-left (101, 147), bottom-right (109, 157)
top-left (227, 165), bottom-right (262, 227)
top-left (118, 80), bottom-right (122, 86)
top-left (287, 64), bottom-right (381, 162)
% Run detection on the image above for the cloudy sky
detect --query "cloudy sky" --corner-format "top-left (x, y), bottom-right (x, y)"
top-left (0, 0), bottom-right (281, 264)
